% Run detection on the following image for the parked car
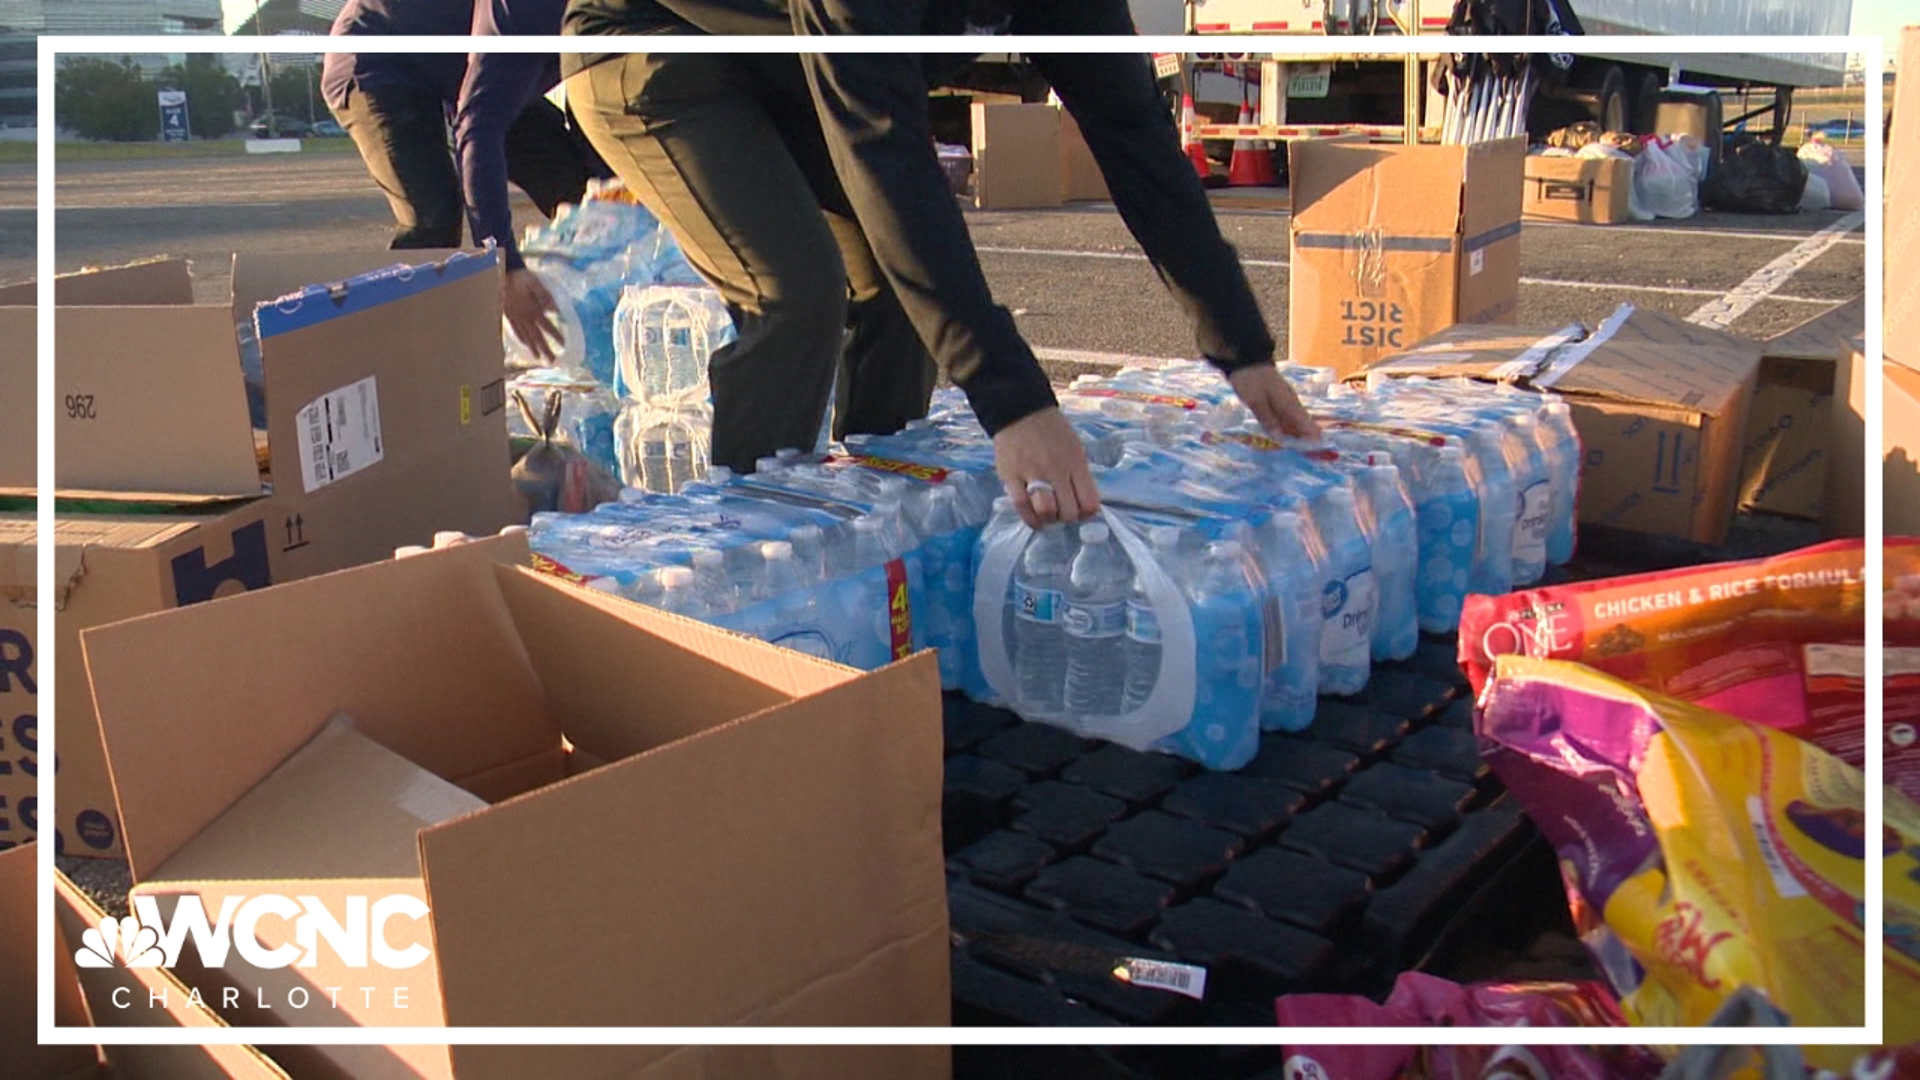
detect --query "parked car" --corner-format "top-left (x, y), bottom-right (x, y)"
top-left (249, 114), bottom-right (309, 139)
top-left (309, 119), bottom-right (345, 138)
top-left (1810, 118), bottom-right (1866, 139)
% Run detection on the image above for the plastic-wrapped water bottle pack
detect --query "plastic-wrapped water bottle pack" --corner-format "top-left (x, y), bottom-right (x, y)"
top-left (502, 179), bottom-right (750, 495)
top-left (526, 420), bottom-right (1002, 684)
top-left (521, 359), bottom-right (1580, 772)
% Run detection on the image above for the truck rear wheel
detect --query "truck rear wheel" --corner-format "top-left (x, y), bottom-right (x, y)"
top-left (1595, 65), bottom-right (1628, 133)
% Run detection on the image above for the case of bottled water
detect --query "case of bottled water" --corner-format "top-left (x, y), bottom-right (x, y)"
top-left (974, 504), bottom-right (1264, 770)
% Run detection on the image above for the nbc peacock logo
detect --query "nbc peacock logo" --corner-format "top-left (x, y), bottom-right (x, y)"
top-left (74, 914), bottom-right (167, 968)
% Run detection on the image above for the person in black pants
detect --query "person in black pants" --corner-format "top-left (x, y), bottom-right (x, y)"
top-left (561, 6), bottom-right (939, 473)
top-left (324, 0), bottom-right (597, 252)
top-left (789, 0), bottom-right (1319, 527)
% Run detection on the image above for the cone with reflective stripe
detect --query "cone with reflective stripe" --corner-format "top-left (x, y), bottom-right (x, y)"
top-left (1182, 94), bottom-right (1211, 179)
top-left (1227, 102), bottom-right (1276, 186)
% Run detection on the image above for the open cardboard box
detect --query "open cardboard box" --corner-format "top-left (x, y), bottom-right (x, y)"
top-left (1356, 303), bottom-right (1762, 545)
top-left (1289, 135), bottom-right (1525, 378)
top-left (0, 843), bottom-right (293, 1079)
top-left (82, 540), bottom-right (951, 1080)
top-left (1738, 296), bottom-right (1864, 521)
top-left (0, 253), bottom-right (525, 858)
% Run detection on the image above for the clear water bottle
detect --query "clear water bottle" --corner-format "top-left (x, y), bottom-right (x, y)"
top-left (755, 540), bottom-right (805, 602)
top-left (1412, 442), bottom-right (1479, 634)
top-left (1063, 522), bottom-right (1130, 720)
top-left (689, 548), bottom-right (739, 615)
top-left (652, 565), bottom-right (706, 618)
top-left (1184, 536), bottom-right (1266, 762)
top-left (1314, 483), bottom-right (1377, 697)
top-left (789, 524), bottom-right (827, 584)
top-left (1462, 427), bottom-right (1517, 598)
top-left (848, 513), bottom-right (895, 573)
top-left (1013, 523), bottom-right (1075, 718)
top-left (1503, 413), bottom-right (1551, 586)
top-left (1360, 457), bottom-right (1420, 662)
top-left (1538, 400), bottom-right (1581, 565)
top-left (1122, 526), bottom-right (1183, 713)
top-left (1260, 508), bottom-right (1324, 731)
top-left (755, 455), bottom-right (787, 476)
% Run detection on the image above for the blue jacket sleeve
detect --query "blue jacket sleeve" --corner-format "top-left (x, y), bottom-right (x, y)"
top-left (455, 51), bottom-right (549, 272)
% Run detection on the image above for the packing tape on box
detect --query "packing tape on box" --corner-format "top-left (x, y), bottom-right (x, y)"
top-left (1533, 303), bottom-right (1632, 389)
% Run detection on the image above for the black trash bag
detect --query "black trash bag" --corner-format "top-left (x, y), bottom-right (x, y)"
top-left (510, 388), bottom-right (623, 518)
top-left (1699, 137), bottom-right (1809, 214)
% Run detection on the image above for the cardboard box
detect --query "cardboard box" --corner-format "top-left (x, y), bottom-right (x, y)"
top-left (1738, 296), bottom-right (1865, 520)
top-left (1289, 136), bottom-right (1525, 378)
top-left (0, 515), bottom-right (35, 855)
top-left (971, 102), bottom-right (1063, 210)
top-left (0, 844), bottom-right (293, 1079)
top-left (1832, 334), bottom-right (1920, 540)
top-left (0, 279), bottom-right (31, 493)
top-left (81, 546), bottom-right (951, 1079)
top-left (1888, 28), bottom-right (1920, 375)
top-left (1521, 154), bottom-right (1631, 224)
top-left (1360, 303), bottom-right (1763, 545)
top-left (1060, 111), bottom-right (1110, 203)
top-left (0, 253), bottom-right (525, 859)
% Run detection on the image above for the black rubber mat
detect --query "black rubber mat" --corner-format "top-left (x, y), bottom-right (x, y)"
top-left (946, 528), bottom-right (1810, 1066)
top-left (946, 628), bottom-right (1544, 1027)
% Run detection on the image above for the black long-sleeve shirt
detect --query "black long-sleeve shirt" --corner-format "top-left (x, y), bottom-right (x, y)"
top-left (560, 0), bottom-right (1278, 435)
top-left (321, 0), bottom-right (473, 111)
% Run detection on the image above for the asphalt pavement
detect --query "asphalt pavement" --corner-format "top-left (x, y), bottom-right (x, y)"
top-left (23, 151), bottom-right (1869, 383)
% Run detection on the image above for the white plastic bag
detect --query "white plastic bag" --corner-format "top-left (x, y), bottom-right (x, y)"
top-left (1634, 135), bottom-right (1706, 220)
top-left (1798, 139), bottom-right (1865, 211)
top-left (973, 508), bottom-right (1197, 752)
top-left (1799, 170), bottom-right (1832, 212)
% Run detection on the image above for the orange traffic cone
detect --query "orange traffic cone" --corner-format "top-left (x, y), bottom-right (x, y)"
top-left (1227, 102), bottom-right (1276, 187)
top-left (1181, 94), bottom-right (1211, 179)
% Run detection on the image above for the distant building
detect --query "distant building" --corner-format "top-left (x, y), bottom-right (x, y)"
top-left (229, 0), bottom-right (343, 36)
top-left (0, 0), bottom-right (228, 126)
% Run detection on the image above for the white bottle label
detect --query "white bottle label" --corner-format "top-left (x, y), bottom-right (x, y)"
top-left (1125, 599), bottom-right (1161, 644)
top-left (1320, 567), bottom-right (1377, 668)
top-left (1064, 600), bottom-right (1127, 639)
top-left (1014, 583), bottom-right (1062, 623)
top-left (1514, 480), bottom-right (1550, 563)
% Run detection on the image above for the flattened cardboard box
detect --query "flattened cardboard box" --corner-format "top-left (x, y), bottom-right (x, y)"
top-left (83, 548), bottom-right (951, 1080)
top-left (0, 253), bottom-right (524, 859)
top-left (0, 844), bottom-right (293, 1079)
top-left (1738, 296), bottom-right (1864, 520)
top-left (1289, 136), bottom-right (1525, 378)
top-left (1888, 27), bottom-right (1920, 374)
top-left (1521, 154), bottom-right (1631, 225)
top-left (1360, 304), bottom-right (1762, 545)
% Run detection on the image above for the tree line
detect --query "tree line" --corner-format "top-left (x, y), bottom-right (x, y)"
top-left (54, 55), bottom-right (326, 142)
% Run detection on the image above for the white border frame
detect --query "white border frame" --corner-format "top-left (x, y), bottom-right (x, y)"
top-left (35, 31), bottom-right (1885, 1050)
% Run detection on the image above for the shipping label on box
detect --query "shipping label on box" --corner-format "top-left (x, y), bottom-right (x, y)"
top-left (1289, 136), bottom-right (1524, 376)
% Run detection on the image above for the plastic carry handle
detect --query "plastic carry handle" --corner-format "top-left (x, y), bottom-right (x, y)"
top-left (972, 507), bottom-right (1198, 751)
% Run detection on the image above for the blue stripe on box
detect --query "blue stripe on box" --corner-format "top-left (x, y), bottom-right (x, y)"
top-left (253, 249), bottom-right (498, 340)
top-left (1463, 220), bottom-right (1523, 253)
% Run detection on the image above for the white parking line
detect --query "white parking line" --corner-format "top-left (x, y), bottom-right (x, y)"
top-left (974, 245), bottom-right (1845, 306)
top-left (1686, 211), bottom-right (1866, 328)
top-left (1032, 347), bottom-right (1183, 369)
